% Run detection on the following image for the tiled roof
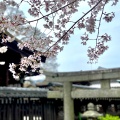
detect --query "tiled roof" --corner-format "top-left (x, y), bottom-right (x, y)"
top-left (0, 87), bottom-right (47, 97)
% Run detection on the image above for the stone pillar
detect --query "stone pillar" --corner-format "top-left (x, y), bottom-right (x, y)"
top-left (101, 80), bottom-right (110, 89)
top-left (63, 82), bottom-right (74, 120)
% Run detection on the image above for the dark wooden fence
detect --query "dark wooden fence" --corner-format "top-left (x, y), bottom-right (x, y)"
top-left (0, 98), bottom-right (57, 120)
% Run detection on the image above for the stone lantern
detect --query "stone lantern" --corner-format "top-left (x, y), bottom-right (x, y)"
top-left (81, 103), bottom-right (103, 120)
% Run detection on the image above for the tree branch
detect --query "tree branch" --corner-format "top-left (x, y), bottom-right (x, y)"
top-left (95, 0), bottom-right (107, 44)
top-left (24, 0), bottom-right (78, 24)
top-left (45, 0), bottom-right (103, 52)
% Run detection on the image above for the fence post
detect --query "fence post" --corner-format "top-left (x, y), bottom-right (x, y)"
top-left (63, 82), bottom-right (74, 120)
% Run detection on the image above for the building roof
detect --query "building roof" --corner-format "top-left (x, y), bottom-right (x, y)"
top-left (0, 87), bottom-right (47, 98)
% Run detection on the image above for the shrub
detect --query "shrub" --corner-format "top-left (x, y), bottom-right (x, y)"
top-left (98, 114), bottom-right (120, 120)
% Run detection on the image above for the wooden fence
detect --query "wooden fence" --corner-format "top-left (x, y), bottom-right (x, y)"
top-left (0, 98), bottom-right (57, 120)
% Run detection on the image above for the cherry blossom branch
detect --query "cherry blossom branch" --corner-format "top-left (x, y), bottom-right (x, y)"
top-left (45, 0), bottom-right (103, 52)
top-left (96, 0), bottom-right (107, 43)
top-left (24, 0), bottom-right (78, 24)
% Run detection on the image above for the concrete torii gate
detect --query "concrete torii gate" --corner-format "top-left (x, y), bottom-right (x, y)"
top-left (45, 67), bottom-right (120, 120)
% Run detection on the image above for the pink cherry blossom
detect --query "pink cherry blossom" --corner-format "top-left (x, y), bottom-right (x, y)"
top-left (0, 46), bottom-right (8, 53)
top-left (103, 12), bottom-right (115, 22)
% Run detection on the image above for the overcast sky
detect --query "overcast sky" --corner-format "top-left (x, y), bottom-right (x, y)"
top-left (15, 0), bottom-right (120, 72)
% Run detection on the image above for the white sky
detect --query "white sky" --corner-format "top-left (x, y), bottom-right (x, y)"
top-left (9, 0), bottom-right (120, 72)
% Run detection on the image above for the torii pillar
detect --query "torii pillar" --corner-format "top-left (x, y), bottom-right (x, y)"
top-left (63, 82), bottom-right (74, 120)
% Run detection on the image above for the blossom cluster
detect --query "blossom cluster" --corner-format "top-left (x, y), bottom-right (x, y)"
top-left (9, 63), bottom-right (20, 80)
top-left (87, 33), bottom-right (111, 63)
top-left (17, 35), bottom-right (53, 52)
top-left (0, 46), bottom-right (8, 53)
top-left (9, 54), bottom-right (43, 80)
